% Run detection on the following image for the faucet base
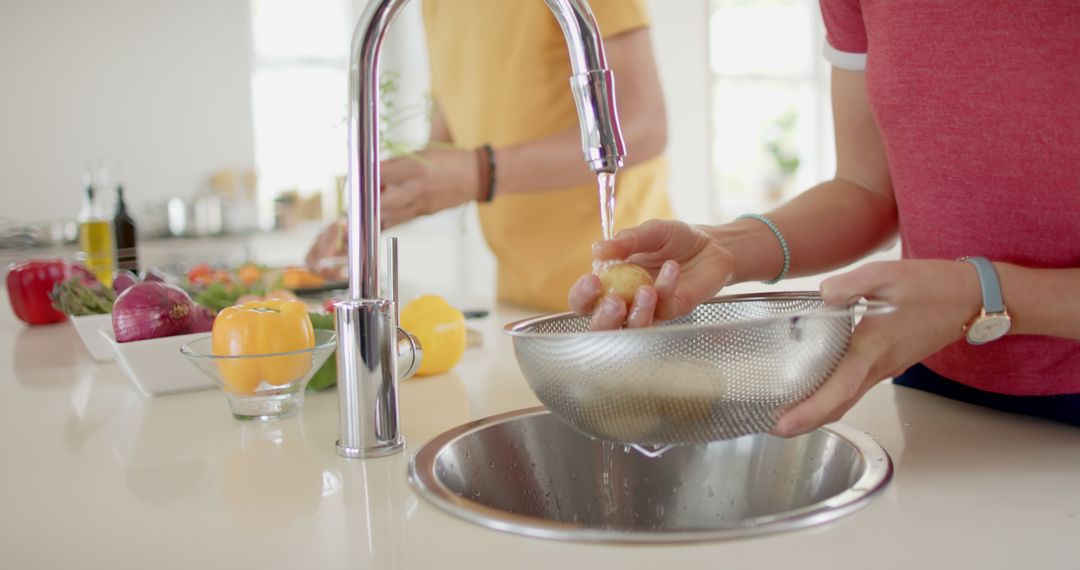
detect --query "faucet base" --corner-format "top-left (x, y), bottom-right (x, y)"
top-left (337, 438), bottom-right (406, 459)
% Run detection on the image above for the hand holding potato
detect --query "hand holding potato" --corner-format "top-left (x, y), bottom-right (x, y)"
top-left (569, 220), bottom-right (738, 331)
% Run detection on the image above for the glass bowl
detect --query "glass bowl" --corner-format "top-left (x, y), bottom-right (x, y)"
top-left (181, 329), bottom-right (337, 421)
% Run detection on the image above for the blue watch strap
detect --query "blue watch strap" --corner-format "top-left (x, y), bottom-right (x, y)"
top-left (963, 256), bottom-right (1005, 313)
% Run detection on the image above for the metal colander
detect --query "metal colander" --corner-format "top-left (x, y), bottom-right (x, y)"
top-left (504, 292), bottom-right (890, 445)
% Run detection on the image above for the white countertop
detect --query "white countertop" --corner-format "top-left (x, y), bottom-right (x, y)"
top-left (2, 284), bottom-right (1079, 570)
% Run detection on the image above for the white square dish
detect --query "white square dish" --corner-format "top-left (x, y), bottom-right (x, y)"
top-left (98, 328), bottom-right (217, 397)
top-left (70, 314), bottom-right (115, 362)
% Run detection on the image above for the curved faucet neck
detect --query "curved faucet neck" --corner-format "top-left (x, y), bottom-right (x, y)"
top-left (337, 0), bottom-right (627, 459)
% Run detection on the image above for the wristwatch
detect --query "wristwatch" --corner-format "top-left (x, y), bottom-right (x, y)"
top-left (961, 256), bottom-right (1011, 345)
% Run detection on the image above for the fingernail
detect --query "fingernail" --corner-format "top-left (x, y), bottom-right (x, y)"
top-left (628, 289), bottom-right (652, 323)
top-left (578, 274), bottom-right (599, 296)
top-left (633, 287), bottom-right (651, 308)
top-left (599, 296), bottom-right (622, 318)
top-left (591, 241), bottom-right (604, 255)
top-left (660, 261), bottom-right (677, 281)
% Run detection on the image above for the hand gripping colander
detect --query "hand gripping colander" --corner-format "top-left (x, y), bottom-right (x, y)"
top-left (504, 292), bottom-right (893, 445)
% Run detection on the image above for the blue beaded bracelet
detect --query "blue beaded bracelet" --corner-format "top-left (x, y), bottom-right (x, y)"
top-left (736, 213), bottom-right (790, 285)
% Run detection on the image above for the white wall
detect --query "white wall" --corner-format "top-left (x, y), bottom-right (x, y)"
top-left (0, 0), bottom-right (255, 223)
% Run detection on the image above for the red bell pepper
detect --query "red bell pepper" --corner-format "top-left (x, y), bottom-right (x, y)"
top-left (6, 259), bottom-right (68, 326)
top-left (321, 296), bottom-right (344, 314)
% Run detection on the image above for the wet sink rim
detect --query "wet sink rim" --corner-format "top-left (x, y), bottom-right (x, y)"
top-left (407, 407), bottom-right (893, 544)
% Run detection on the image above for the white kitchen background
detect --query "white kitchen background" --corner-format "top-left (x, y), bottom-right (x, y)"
top-left (0, 0), bottom-right (833, 303)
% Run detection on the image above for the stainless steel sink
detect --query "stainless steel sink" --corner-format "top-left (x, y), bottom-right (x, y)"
top-left (409, 407), bottom-right (892, 543)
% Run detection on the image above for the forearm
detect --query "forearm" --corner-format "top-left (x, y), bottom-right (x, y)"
top-left (709, 64), bottom-right (898, 285)
top-left (998, 264), bottom-right (1080, 340)
top-left (709, 178), bottom-right (898, 284)
top-left (494, 27), bottom-right (666, 195)
top-left (494, 128), bottom-right (629, 194)
top-left (431, 94), bottom-right (626, 193)
top-left (493, 98), bottom-right (665, 194)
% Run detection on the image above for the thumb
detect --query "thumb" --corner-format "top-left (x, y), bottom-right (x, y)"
top-left (820, 262), bottom-right (893, 306)
top-left (593, 219), bottom-right (673, 261)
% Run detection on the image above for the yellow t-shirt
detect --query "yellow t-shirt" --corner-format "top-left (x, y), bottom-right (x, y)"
top-left (422, 0), bottom-right (672, 311)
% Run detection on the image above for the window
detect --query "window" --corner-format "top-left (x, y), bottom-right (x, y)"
top-left (250, 0), bottom-right (352, 228)
top-left (708, 0), bottom-right (833, 219)
top-left (249, 0), bottom-right (430, 229)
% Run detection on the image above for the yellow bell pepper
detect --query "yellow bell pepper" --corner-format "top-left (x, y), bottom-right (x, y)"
top-left (212, 299), bottom-right (316, 394)
top-left (400, 295), bottom-right (467, 376)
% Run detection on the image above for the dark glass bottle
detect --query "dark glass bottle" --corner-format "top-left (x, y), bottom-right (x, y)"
top-left (113, 185), bottom-right (138, 272)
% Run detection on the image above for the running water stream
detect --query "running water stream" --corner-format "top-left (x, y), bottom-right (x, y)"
top-left (597, 171), bottom-right (617, 240)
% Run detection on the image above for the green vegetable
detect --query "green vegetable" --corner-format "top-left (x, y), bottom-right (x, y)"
top-left (193, 281), bottom-right (263, 313)
top-left (307, 312), bottom-right (337, 391)
top-left (49, 277), bottom-right (115, 316)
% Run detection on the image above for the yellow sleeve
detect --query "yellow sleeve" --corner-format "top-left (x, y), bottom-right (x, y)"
top-left (588, 0), bottom-right (651, 38)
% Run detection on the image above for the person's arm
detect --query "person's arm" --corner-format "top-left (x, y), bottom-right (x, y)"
top-left (755, 74), bottom-right (1080, 436)
top-left (980, 265), bottom-right (1080, 340)
top-left (577, 67), bottom-right (899, 327)
top-left (379, 26), bottom-right (667, 228)
top-left (768, 71), bottom-right (1080, 376)
top-left (494, 27), bottom-right (667, 194)
top-left (708, 67), bottom-right (898, 284)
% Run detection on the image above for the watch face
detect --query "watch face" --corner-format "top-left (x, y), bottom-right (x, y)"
top-left (968, 315), bottom-right (1012, 345)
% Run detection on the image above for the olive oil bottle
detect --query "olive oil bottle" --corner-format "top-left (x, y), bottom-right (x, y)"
top-left (78, 175), bottom-right (115, 286)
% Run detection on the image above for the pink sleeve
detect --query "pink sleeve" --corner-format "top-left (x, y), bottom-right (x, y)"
top-left (819, 0), bottom-right (868, 70)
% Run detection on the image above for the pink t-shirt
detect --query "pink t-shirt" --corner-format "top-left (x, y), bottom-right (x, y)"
top-left (820, 0), bottom-right (1080, 396)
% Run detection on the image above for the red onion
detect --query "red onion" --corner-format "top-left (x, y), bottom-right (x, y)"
top-left (141, 269), bottom-right (167, 283)
top-left (112, 281), bottom-right (194, 342)
top-left (189, 304), bottom-right (216, 333)
top-left (112, 270), bottom-right (140, 295)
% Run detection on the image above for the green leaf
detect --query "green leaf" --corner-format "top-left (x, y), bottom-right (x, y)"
top-left (307, 312), bottom-right (337, 391)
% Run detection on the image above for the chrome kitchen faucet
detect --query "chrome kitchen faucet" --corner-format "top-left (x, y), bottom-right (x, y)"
top-left (336, 0), bottom-right (627, 459)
